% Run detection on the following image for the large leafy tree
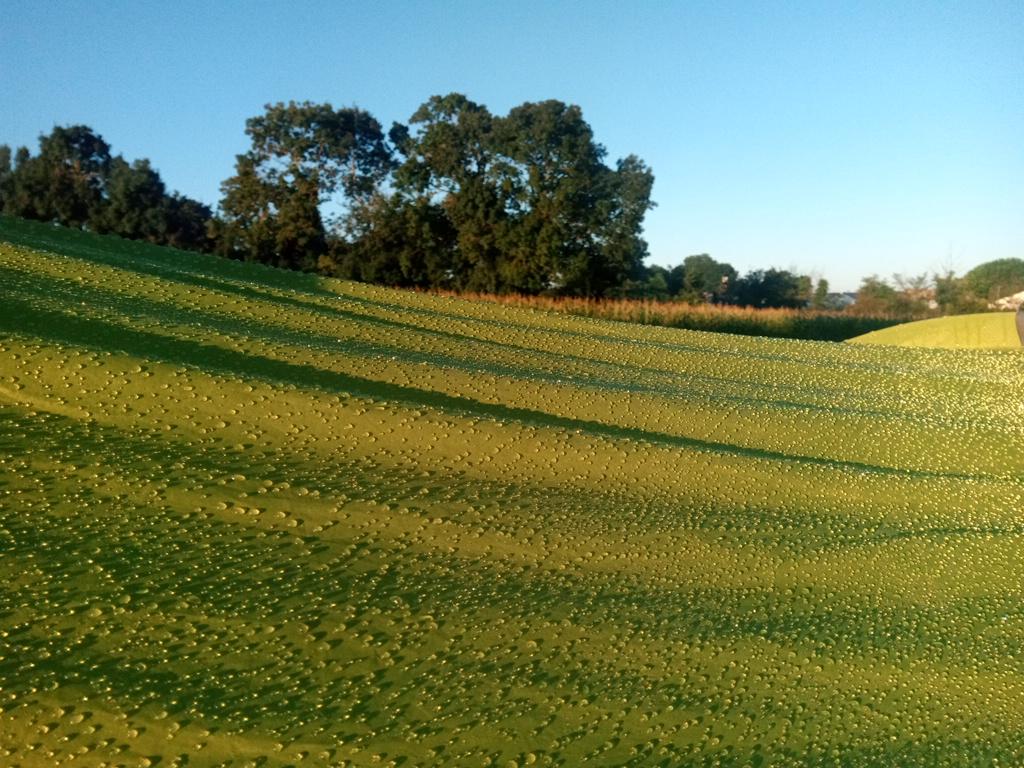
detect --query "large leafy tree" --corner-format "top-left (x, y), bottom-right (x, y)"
top-left (4, 125), bottom-right (112, 227)
top-left (390, 94), bottom-right (654, 296)
top-left (594, 154), bottom-right (655, 295)
top-left (218, 101), bottom-right (393, 270)
top-left (334, 193), bottom-right (456, 287)
top-left (393, 93), bottom-right (506, 292)
top-left (94, 157), bottom-right (167, 241)
top-left (497, 100), bottom-right (607, 294)
top-left (495, 101), bottom-right (654, 296)
top-left (40, 125), bottom-right (112, 227)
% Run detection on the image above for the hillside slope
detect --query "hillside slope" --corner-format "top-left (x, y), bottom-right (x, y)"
top-left (851, 311), bottom-right (1022, 349)
top-left (2, 217), bottom-right (1024, 766)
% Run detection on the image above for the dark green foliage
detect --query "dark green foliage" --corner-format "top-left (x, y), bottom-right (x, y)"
top-left (161, 193), bottom-right (214, 252)
top-left (1, 126), bottom-right (212, 253)
top-left (94, 157), bottom-right (168, 241)
top-left (214, 154), bottom-right (279, 263)
top-left (273, 175), bottom-right (327, 271)
top-left (34, 125), bottom-right (112, 227)
top-left (3, 126), bottom-right (112, 226)
top-left (680, 253), bottom-right (736, 301)
top-left (666, 263), bottom-right (686, 296)
top-left (6, 95), bottom-right (657, 293)
top-left (9, 147), bottom-right (35, 215)
top-left (662, 309), bottom-right (900, 341)
top-left (95, 159), bottom-right (212, 252)
top-left (392, 94), bottom-right (507, 292)
top-left (246, 101), bottom-right (392, 200)
top-left (218, 101), bottom-right (393, 269)
top-left (6, 96), bottom-right (655, 293)
top-left (387, 93), bottom-right (654, 297)
top-left (591, 154), bottom-right (655, 295)
top-left (498, 100), bottom-right (607, 294)
top-left (7, 145), bottom-right (52, 221)
top-left (635, 265), bottom-right (671, 299)
top-left (964, 258), bottom-right (1024, 301)
top-left (0, 145), bottom-right (12, 213)
top-left (333, 194), bottom-right (456, 287)
top-left (729, 268), bottom-right (805, 308)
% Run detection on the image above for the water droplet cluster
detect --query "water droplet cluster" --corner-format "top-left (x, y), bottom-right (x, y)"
top-left (1, 227), bottom-right (1023, 765)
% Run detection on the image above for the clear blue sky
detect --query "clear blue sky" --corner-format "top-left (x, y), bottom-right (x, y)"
top-left (2, 0), bottom-right (1021, 291)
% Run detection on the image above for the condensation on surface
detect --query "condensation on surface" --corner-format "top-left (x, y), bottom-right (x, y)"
top-left (1, 226), bottom-right (1023, 767)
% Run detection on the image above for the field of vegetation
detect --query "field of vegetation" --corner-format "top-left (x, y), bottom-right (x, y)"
top-left (2, 216), bottom-right (1023, 766)
top-left (852, 312), bottom-right (1022, 350)
top-left (441, 291), bottom-right (903, 341)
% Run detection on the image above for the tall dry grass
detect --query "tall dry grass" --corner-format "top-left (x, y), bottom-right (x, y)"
top-left (434, 291), bottom-right (909, 341)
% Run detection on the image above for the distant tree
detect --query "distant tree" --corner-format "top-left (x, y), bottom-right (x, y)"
top-left (273, 174), bottom-right (327, 269)
top-left (330, 192), bottom-right (455, 287)
top-left (588, 154), bottom-right (655, 296)
top-left (852, 275), bottom-right (905, 315)
top-left (728, 268), bottom-right (804, 308)
top-left (389, 94), bottom-right (654, 297)
top-left (498, 100), bottom-right (610, 294)
top-left (932, 270), bottom-right (959, 313)
top-left (812, 278), bottom-right (829, 309)
top-left (0, 145), bottom-right (11, 213)
top-left (681, 254), bottom-right (736, 302)
top-left (892, 272), bottom-right (930, 296)
top-left (796, 274), bottom-right (813, 306)
top-left (3, 124), bottom-right (210, 253)
top-left (94, 157), bottom-right (167, 241)
top-left (6, 125), bottom-right (112, 227)
top-left (41, 125), bottom-right (112, 227)
top-left (632, 265), bottom-right (670, 299)
top-left (932, 269), bottom-right (985, 314)
top-left (215, 154), bottom-right (280, 263)
top-left (666, 263), bottom-right (686, 296)
top-left (219, 101), bottom-right (393, 269)
top-left (7, 145), bottom-right (34, 214)
top-left (393, 93), bottom-right (506, 292)
top-left (892, 272), bottom-right (937, 313)
top-left (964, 258), bottom-right (1024, 302)
top-left (161, 193), bottom-right (213, 252)
top-left (7, 145), bottom-right (48, 220)
top-left (853, 273), bottom-right (950, 316)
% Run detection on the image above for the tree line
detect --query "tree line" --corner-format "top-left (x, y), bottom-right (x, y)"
top-left (0, 96), bottom-right (815, 306)
top-left (3, 96), bottom-right (1020, 310)
top-left (852, 260), bottom-right (1024, 316)
top-left (1, 96), bottom-right (658, 299)
top-left (214, 95), bottom-right (661, 298)
top-left (0, 126), bottom-right (212, 251)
